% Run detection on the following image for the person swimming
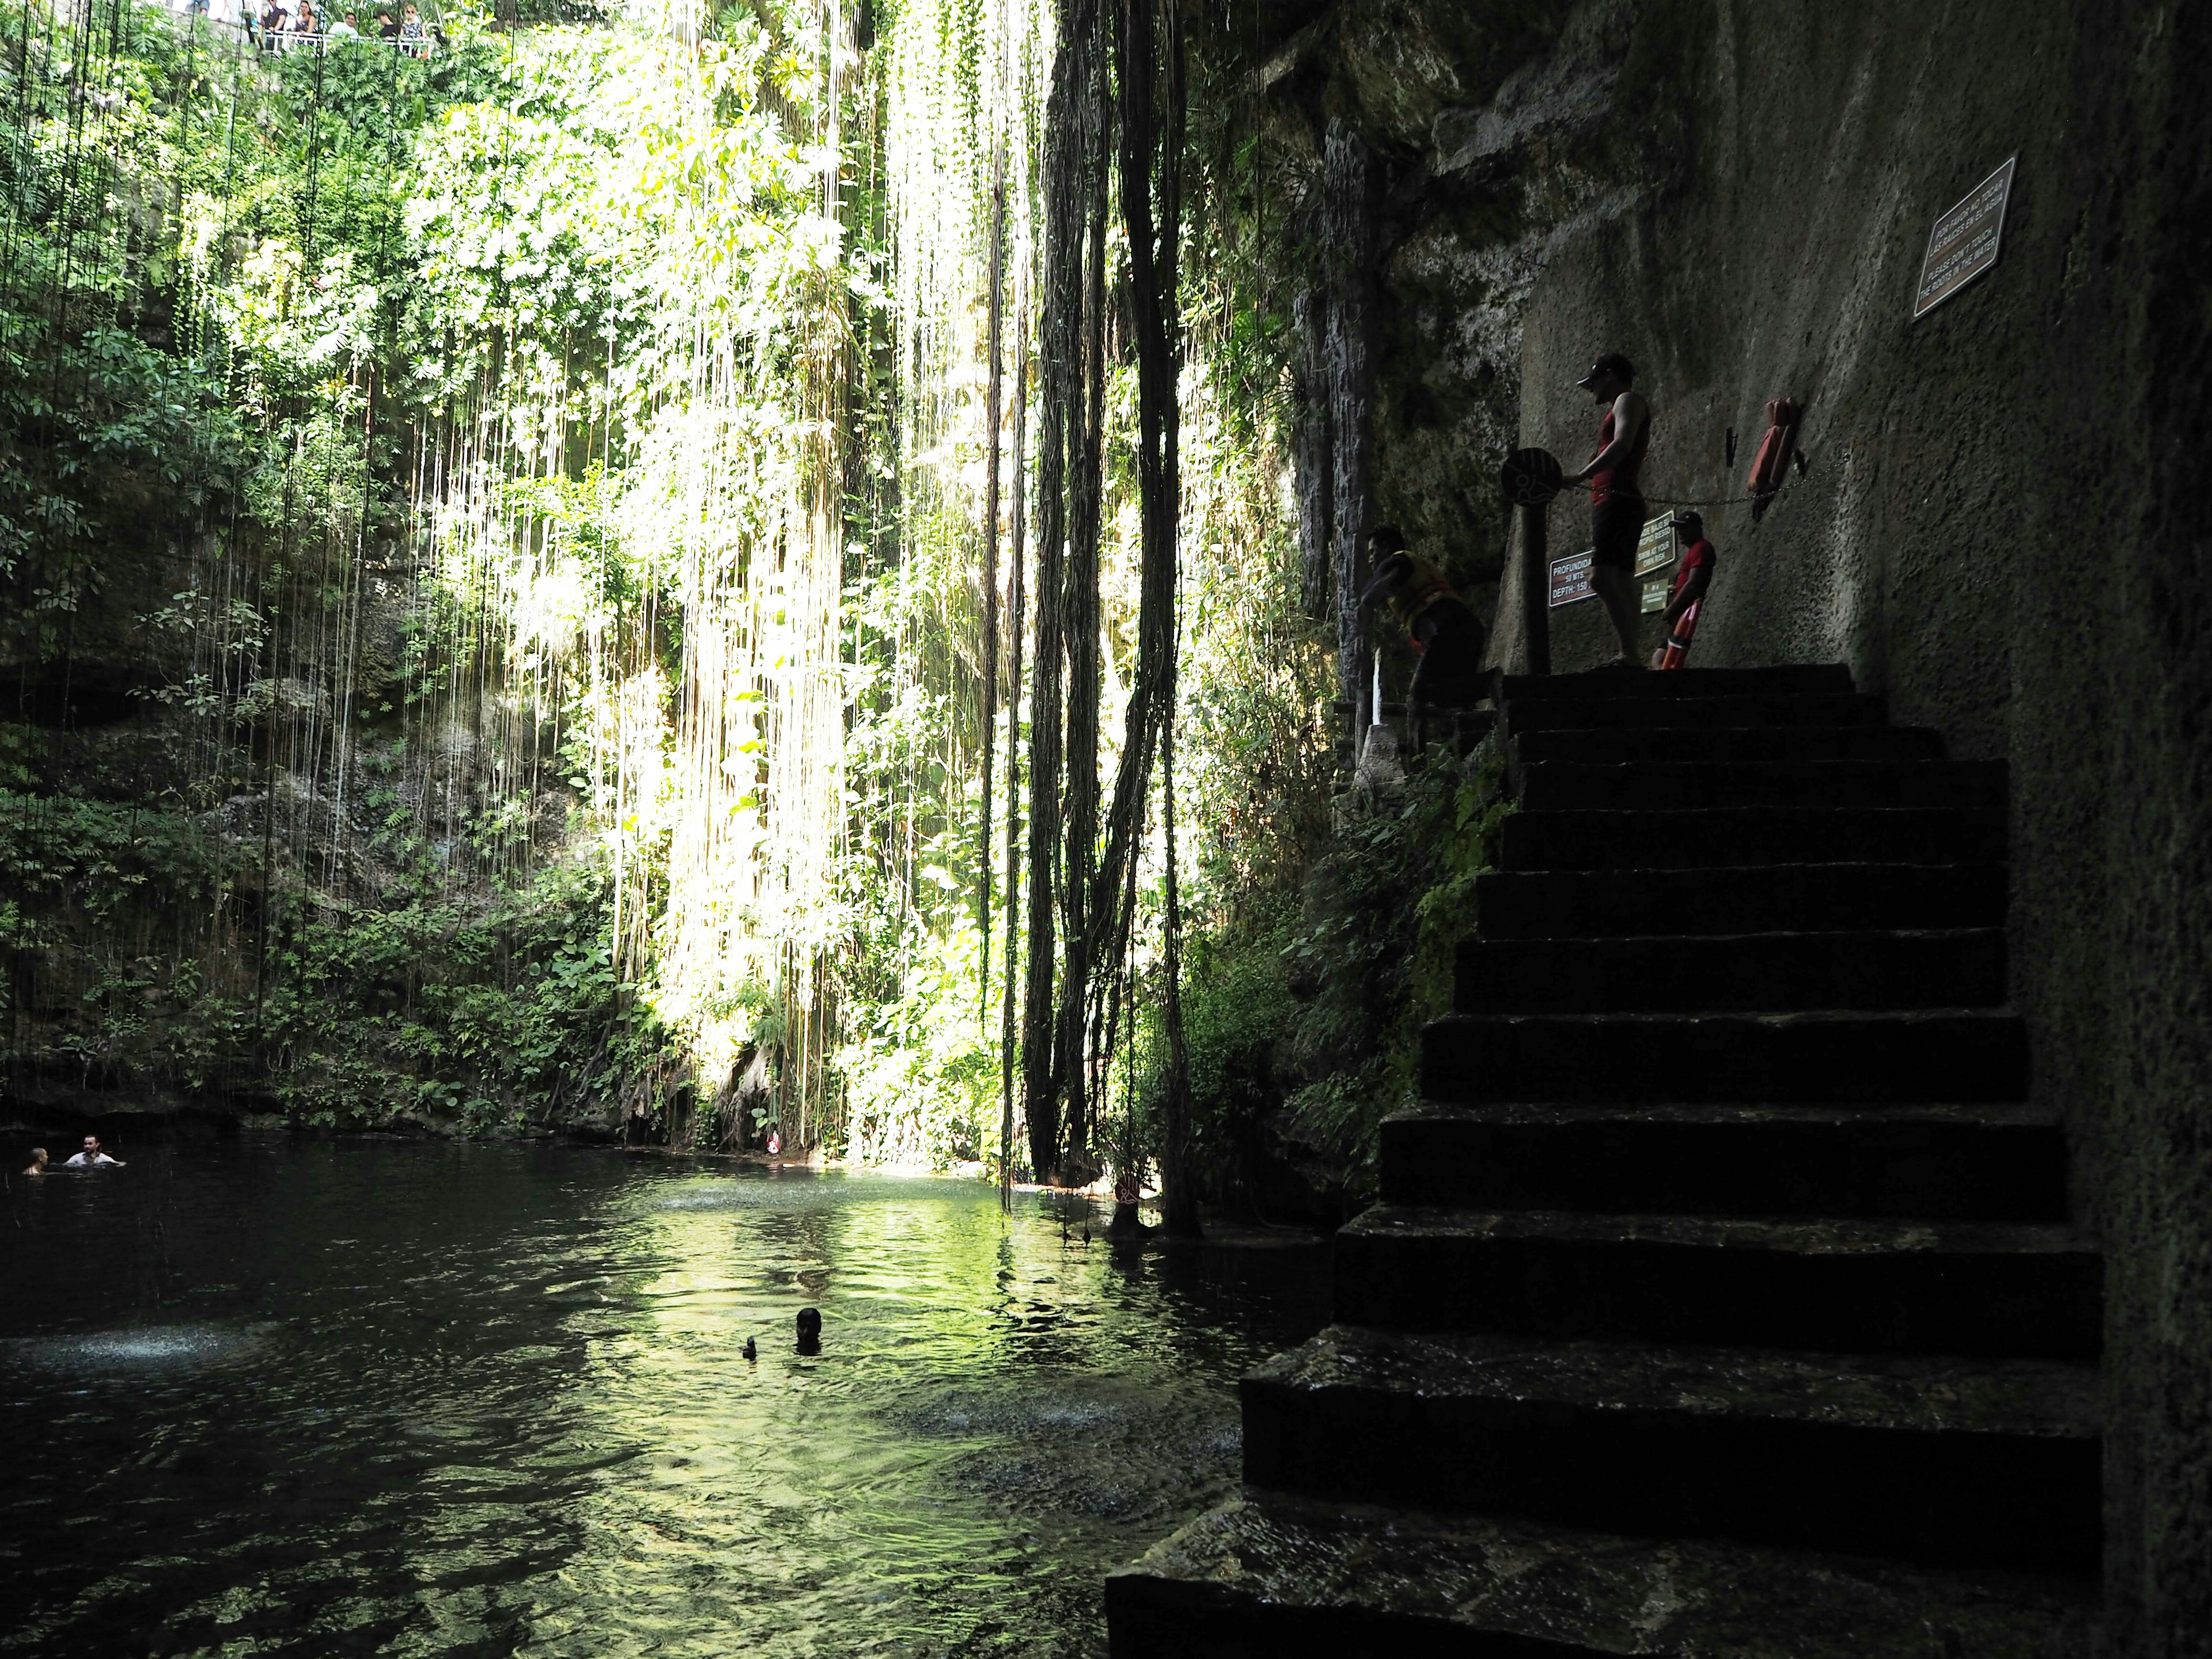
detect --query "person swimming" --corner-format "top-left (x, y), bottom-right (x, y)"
top-left (795, 1308), bottom-right (821, 1355)
top-left (63, 1135), bottom-right (123, 1168)
top-left (22, 1147), bottom-right (48, 1176)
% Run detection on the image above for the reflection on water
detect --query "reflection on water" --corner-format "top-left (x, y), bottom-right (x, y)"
top-left (7, 1324), bottom-right (270, 1369)
top-left (0, 1136), bottom-right (1329, 1656)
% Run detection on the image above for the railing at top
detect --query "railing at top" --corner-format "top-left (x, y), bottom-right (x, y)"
top-left (179, 13), bottom-right (440, 56)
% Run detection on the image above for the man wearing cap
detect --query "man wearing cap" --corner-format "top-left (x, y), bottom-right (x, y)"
top-left (1559, 353), bottom-right (1649, 667)
top-left (1652, 512), bottom-right (1716, 669)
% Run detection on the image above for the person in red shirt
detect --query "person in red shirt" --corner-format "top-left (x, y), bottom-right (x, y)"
top-left (1651, 511), bottom-right (1715, 669)
top-left (1559, 352), bottom-right (1650, 668)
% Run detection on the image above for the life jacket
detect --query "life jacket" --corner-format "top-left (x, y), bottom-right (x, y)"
top-left (1384, 553), bottom-right (1458, 638)
top-left (1590, 403), bottom-right (1648, 506)
top-left (1747, 396), bottom-right (1801, 520)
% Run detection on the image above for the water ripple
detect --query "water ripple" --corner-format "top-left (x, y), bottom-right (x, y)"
top-left (1, 1139), bottom-right (1329, 1658)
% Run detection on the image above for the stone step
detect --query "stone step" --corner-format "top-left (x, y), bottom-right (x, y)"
top-left (1472, 861), bottom-right (2010, 939)
top-left (1423, 1007), bottom-right (2027, 1104)
top-left (1456, 928), bottom-right (2008, 1014)
top-left (1516, 759), bottom-right (2009, 813)
top-left (1505, 691), bottom-right (1885, 734)
top-left (1501, 664), bottom-right (1856, 700)
top-left (1105, 1490), bottom-right (2099, 1658)
top-left (1516, 723), bottom-right (1946, 765)
top-left (1240, 1328), bottom-right (2100, 1573)
top-left (1499, 807), bottom-right (2008, 869)
top-left (1332, 1207), bottom-right (2100, 1357)
top-left (1380, 1103), bottom-right (2069, 1221)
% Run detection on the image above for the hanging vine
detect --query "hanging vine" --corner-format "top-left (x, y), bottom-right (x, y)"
top-left (3, 0), bottom-right (1334, 1206)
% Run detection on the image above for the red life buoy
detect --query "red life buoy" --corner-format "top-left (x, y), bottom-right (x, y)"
top-left (1746, 396), bottom-right (1801, 521)
top-left (1657, 599), bottom-right (1703, 669)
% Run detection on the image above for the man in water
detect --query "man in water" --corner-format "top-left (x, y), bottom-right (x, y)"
top-left (1355, 525), bottom-right (1486, 745)
top-left (1559, 352), bottom-right (1650, 667)
top-left (795, 1307), bottom-right (821, 1355)
top-left (22, 1147), bottom-right (48, 1176)
top-left (63, 1135), bottom-right (123, 1168)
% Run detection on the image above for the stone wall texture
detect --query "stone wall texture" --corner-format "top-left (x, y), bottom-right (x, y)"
top-left (1265, 0), bottom-right (2212, 1647)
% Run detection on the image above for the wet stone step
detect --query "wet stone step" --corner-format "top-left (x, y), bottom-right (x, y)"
top-left (1105, 1490), bottom-right (2098, 1658)
top-left (1516, 759), bottom-right (2009, 812)
top-left (1471, 861), bottom-right (2010, 940)
top-left (1455, 928), bottom-right (2009, 1014)
top-left (1240, 1327), bottom-right (2100, 1574)
top-left (1514, 722), bottom-right (1946, 765)
top-left (1331, 1207), bottom-right (2101, 1358)
top-left (1505, 691), bottom-right (1887, 734)
top-left (1499, 807), bottom-right (2009, 870)
top-left (1499, 664), bottom-right (1856, 700)
top-left (1422, 1007), bottom-right (2028, 1105)
top-left (1379, 1103), bottom-right (2070, 1222)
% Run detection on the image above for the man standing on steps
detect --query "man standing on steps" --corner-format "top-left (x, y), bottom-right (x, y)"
top-left (1652, 511), bottom-right (1716, 669)
top-left (1355, 524), bottom-right (1486, 749)
top-left (1559, 352), bottom-right (1650, 668)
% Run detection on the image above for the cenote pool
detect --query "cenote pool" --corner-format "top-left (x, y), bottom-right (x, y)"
top-left (1, 1135), bottom-right (1331, 1657)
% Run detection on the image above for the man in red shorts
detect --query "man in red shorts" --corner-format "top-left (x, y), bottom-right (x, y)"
top-left (1652, 510), bottom-right (1715, 669)
top-left (1559, 352), bottom-right (1649, 668)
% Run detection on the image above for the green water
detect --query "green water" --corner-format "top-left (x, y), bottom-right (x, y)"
top-left (1, 1135), bottom-right (1330, 1656)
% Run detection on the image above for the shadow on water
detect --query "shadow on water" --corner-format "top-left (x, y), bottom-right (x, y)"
top-left (0, 1134), bottom-right (1330, 1657)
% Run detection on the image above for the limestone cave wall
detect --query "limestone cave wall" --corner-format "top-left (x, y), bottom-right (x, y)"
top-left (1260, 0), bottom-right (2212, 1649)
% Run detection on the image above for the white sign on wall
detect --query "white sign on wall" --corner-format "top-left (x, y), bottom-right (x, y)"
top-left (1914, 157), bottom-right (2016, 320)
top-left (1548, 551), bottom-right (1594, 608)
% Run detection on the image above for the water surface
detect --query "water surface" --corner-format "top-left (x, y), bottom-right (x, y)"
top-left (1, 1135), bottom-right (1329, 1656)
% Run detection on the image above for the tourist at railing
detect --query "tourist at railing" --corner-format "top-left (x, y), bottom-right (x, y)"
top-left (223, 5), bottom-right (435, 55)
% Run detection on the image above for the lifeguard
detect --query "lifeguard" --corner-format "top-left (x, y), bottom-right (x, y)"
top-left (1559, 352), bottom-right (1650, 668)
top-left (1652, 511), bottom-right (1716, 669)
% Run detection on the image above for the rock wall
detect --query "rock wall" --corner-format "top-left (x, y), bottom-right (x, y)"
top-left (1263, 0), bottom-right (2212, 1647)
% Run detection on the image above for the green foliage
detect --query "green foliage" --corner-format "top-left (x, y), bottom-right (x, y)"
top-left (0, 5), bottom-right (704, 1131)
top-left (259, 858), bottom-right (677, 1128)
top-left (0, 0), bottom-right (1412, 1194)
top-left (1274, 742), bottom-right (1512, 1185)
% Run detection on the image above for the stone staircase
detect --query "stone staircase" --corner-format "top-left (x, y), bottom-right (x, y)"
top-left (1107, 665), bottom-right (2101, 1657)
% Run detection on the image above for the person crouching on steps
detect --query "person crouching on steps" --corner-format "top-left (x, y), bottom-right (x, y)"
top-left (1559, 351), bottom-right (1650, 668)
top-left (1356, 525), bottom-right (1486, 751)
top-left (1652, 512), bottom-right (1716, 669)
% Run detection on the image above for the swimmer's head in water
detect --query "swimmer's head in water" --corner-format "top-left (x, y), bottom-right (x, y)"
top-left (795, 1307), bottom-right (821, 1354)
